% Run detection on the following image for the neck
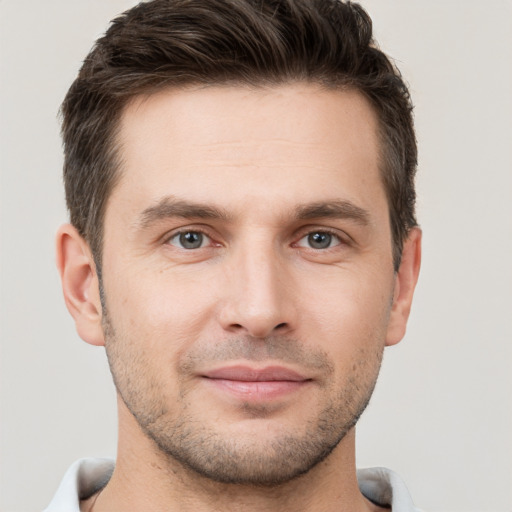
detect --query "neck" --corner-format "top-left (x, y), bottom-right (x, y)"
top-left (90, 403), bottom-right (381, 512)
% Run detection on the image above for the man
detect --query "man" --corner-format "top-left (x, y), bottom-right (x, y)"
top-left (46, 0), bottom-right (422, 510)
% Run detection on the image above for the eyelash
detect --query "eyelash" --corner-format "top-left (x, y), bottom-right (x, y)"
top-left (294, 229), bottom-right (345, 250)
top-left (165, 228), bottom-right (216, 250)
top-left (164, 226), bottom-right (348, 251)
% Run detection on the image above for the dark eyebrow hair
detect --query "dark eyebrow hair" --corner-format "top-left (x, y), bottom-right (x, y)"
top-left (138, 196), bottom-right (231, 228)
top-left (138, 196), bottom-right (370, 229)
top-left (295, 200), bottom-right (370, 225)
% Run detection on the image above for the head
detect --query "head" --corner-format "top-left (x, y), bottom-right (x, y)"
top-left (61, 0), bottom-right (417, 273)
top-left (57, 0), bottom-right (421, 487)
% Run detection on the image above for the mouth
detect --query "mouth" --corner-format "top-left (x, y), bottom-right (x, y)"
top-left (200, 365), bottom-right (312, 401)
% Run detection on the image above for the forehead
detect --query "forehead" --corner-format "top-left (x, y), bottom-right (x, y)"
top-left (119, 83), bottom-right (378, 154)
top-left (110, 83), bottom-right (383, 218)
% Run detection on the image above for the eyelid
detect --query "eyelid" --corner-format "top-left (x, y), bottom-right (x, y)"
top-left (159, 223), bottom-right (351, 250)
top-left (163, 225), bottom-right (219, 248)
top-left (296, 233), bottom-right (341, 250)
top-left (292, 225), bottom-right (351, 246)
top-left (169, 232), bottom-right (210, 249)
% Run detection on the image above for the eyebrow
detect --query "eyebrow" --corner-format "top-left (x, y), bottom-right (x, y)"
top-left (139, 196), bottom-right (231, 228)
top-left (295, 200), bottom-right (370, 225)
top-left (138, 196), bottom-right (370, 229)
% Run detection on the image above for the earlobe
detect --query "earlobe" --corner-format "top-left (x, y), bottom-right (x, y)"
top-left (56, 224), bottom-right (105, 346)
top-left (385, 227), bottom-right (422, 346)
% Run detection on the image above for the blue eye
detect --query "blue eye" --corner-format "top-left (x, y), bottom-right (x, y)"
top-left (297, 231), bottom-right (341, 249)
top-left (168, 231), bottom-right (210, 249)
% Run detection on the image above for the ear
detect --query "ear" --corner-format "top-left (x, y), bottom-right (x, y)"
top-left (56, 224), bottom-right (105, 346)
top-left (385, 227), bottom-right (422, 346)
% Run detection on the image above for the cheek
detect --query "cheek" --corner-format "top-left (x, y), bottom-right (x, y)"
top-left (103, 265), bottom-right (222, 352)
top-left (296, 267), bottom-right (394, 377)
top-left (301, 266), bottom-right (394, 329)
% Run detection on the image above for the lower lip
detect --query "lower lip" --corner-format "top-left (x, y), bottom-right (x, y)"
top-left (203, 378), bottom-right (308, 401)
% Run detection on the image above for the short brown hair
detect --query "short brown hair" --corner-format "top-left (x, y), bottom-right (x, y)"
top-left (61, 0), bottom-right (417, 270)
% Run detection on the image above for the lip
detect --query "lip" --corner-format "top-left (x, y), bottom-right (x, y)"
top-left (203, 365), bottom-right (308, 382)
top-left (200, 365), bottom-right (311, 401)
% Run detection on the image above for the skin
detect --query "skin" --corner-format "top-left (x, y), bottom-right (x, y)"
top-left (57, 83), bottom-right (421, 512)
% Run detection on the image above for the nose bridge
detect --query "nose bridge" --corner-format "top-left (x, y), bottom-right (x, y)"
top-left (221, 231), bottom-right (294, 337)
top-left (242, 237), bottom-right (281, 305)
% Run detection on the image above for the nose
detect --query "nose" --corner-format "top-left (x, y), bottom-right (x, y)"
top-left (218, 241), bottom-right (297, 338)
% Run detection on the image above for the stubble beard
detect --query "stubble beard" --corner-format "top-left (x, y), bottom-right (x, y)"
top-left (102, 310), bottom-right (384, 487)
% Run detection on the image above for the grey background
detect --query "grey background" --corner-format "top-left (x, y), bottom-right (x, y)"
top-left (1, 1), bottom-right (511, 510)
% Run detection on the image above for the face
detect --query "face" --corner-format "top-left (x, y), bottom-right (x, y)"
top-left (100, 84), bottom-right (399, 485)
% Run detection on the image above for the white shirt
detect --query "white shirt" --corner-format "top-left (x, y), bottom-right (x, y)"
top-left (44, 458), bottom-right (421, 511)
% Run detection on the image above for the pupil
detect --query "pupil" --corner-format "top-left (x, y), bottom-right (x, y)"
top-left (180, 232), bottom-right (202, 249)
top-left (308, 232), bottom-right (331, 249)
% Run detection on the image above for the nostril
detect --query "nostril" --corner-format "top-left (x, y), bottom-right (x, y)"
top-left (275, 323), bottom-right (287, 330)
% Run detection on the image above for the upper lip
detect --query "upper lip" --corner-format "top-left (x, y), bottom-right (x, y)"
top-left (202, 365), bottom-right (309, 382)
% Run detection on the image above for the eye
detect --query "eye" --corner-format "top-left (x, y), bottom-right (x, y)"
top-left (168, 231), bottom-right (211, 249)
top-left (296, 231), bottom-right (342, 250)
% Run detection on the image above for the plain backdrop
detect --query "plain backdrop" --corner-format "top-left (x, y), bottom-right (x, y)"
top-left (1, 1), bottom-right (511, 511)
